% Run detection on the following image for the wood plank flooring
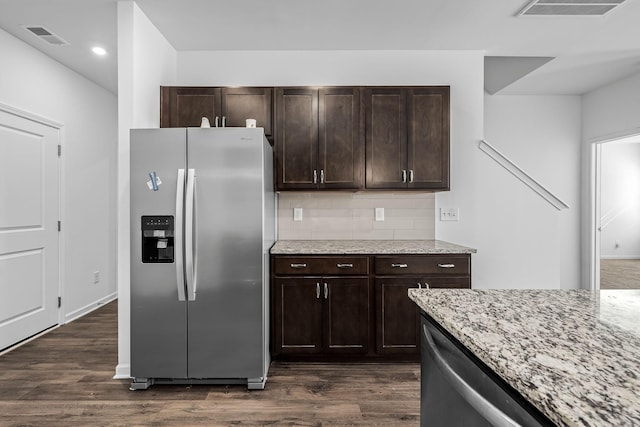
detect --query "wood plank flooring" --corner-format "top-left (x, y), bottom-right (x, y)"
top-left (0, 301), bottom-right (420, 426)
top-left (600, 258), bottom-right (640, 289)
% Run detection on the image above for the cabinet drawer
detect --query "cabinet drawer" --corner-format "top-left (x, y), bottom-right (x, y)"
top-left (374, 255), bottom-right (469, 276)
top-left (274, 256), bottom-right (369, 275)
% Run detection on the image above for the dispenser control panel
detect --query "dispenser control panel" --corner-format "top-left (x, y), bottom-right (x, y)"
top-left (141, 215), bottom-right (174, 263)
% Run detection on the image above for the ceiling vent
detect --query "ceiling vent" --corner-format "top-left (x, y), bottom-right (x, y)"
top-left (517, 0), bottom-right (626, 16)
top-left (22, 25), bottom-right (69, 46)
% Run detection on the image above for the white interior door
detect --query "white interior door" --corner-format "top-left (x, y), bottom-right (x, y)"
top-left (0, 107), bottom-right (60, 351)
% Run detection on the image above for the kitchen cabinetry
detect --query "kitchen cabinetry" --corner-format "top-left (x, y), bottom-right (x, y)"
top-left (275, 87), bottom-right (362, 190)
top-left (272, 256), bottom-right (370, 357)
top-left (160, 86), bottom-right (273, 135)
top-left (271, 251), bottom-right (471, 361)
top-left (364, 87), bottom-right (450, 190)
top-left (375, 254), bottom-right (470, 355)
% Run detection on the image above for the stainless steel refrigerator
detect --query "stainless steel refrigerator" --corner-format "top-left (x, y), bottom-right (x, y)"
top-left (129, 128), bottom-right (274, 390)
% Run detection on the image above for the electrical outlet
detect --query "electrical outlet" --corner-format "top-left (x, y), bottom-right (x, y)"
top-left (293, 207), bottom-right (303, 221)
top-left (93, 271), bottom-right (100, 284)
top-left (440, 208), bottom-right (459, 221)
top-left (375, 207), bottom-right (385, 221)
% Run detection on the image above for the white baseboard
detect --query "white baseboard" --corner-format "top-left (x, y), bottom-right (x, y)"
top-left (114, 363), bottom-right (131, 380)
top-left (64, 292), bottom-right (118, 324)
top-left (600, 255), bottom-right (640, 260)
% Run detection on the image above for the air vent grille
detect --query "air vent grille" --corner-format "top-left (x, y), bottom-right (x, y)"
top-left (22, 25), bottom-right (69, 46)
top-left (517, 0), bottom-right (626, 16)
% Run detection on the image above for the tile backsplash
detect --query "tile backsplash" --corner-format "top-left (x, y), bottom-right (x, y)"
top-left (277, 192), bottom-right (435, 240)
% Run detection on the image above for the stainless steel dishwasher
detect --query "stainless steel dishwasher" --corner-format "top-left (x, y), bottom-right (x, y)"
top-left (420, 313), bottom-right (556, 427)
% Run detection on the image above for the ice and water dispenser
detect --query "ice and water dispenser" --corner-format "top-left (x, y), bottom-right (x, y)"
top-left (141, 215), bottom-right (174, 263)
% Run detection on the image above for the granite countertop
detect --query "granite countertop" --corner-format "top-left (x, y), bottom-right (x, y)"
top-left (270, 239), bottom-right (477, 255)
top-left (408, 289), bottom-right (640, 427)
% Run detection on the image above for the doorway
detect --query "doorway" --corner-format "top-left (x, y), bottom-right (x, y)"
top-left (593, 133), bottom-right (640, 290)
top-left (0, 104), bottom-right (61, 351)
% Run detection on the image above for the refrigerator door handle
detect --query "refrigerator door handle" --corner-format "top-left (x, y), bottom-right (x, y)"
top-left (185, 168), bottom-right (197, 301)
top-left (175, 169), bottom-right (186, 301)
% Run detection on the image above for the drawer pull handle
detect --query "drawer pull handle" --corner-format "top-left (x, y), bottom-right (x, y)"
top-left (324, 283), bottom-right (328, 299)
top-left (438, 263), bottom-right (455, 268)
top-left (290, 263), bottom-right (307, 269)
top-left (316, 282), bottom-right (320, 299)
top-left (337, 263), bottom-right (353, 268)
top-left (391, 263), bottom-right (408, 268)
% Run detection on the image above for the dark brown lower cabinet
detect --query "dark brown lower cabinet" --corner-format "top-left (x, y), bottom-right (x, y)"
top-left (375, 275), bottom-right (471, 355)
top-left (376, 278), bottom-right (421, 355)
top-left (273, 276), bottom-right (369, 356)
top-left (274, 278), bottom-right (322, 354)
top-left (271, 253), bottom-right (471, 361)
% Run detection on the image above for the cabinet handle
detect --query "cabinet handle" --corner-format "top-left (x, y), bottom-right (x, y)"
top-left (290, 263), bottom-right (307, 269)
top-left (222, 116), bottom-right (226, 127)
top-left (313, 169), bottom-right (318, 184)
top-left (391, 263), bottom-right (408, 268)
top-left (316, 282), bottom-right (320, 299)
top-left (402, 170), bottom-right (407, 183)
top-left (215, 116), bottom-right (220, 127)
top-left (409, 170), bottom-right (414, 183)
top-left (438, 264), bottom-right (456, 269)
top-left (320, 169), bottom-right (325, 184)
top-left (324, 282), bottom-right (328, 299)
top-left (337, 263), bottom-right (353, 269)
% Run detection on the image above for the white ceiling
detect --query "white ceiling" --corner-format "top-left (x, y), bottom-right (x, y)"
top-left (0, 0), bottom-right (639, 95)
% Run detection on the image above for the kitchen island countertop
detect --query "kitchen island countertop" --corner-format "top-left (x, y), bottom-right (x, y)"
top-left (409, 288), bottom-right (640, 427)
top-left (270, 239), bottom-right (476, 255)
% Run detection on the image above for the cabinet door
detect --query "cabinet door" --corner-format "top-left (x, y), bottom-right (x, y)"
top-left (275, 88), bottom-right (319, 190)
top-left (160, 87), bottom-right (222, 128)
top-left (422, 276), bottom-right (470, 289)
top-left (364, 87), bottom-right (407, 189)
top-left (273, 277), bottom-right (322, 354)
top-left (318, 87), bottom-right (363, 190)
top-left (375, 277), bottom-right (421, 354)
top-left (221, 87), bottom-right (273, 135)
top-left (323, 277), bottom-right (370, 353)
top-left (407, 87), bottom-right (450, 190)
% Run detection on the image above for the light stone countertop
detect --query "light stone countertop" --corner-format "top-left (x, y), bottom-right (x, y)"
top-left (270, 239), bottom-right (476, 255)
top-left (408, 289), bottom-right (640, 427)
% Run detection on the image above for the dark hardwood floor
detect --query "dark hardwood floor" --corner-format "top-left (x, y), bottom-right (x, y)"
top-left (0, 301), bottom-right (420, 426)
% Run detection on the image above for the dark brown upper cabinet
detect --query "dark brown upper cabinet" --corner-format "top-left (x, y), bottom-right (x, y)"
top-left (160, 86), bottom-right (273, 136)
top-left (275, 87), bottom-right (363, 191)
top-left (364, 87), bottom-right (449, 190)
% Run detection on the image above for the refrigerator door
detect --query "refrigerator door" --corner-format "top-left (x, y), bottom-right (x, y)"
top-left (130, 128), bottom-right (188, 379)
top-left (186, 128), bottom-right (266, 379)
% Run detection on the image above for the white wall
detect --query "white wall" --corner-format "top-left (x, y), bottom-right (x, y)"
top-left (116, 0), bottom-right (177, 378)
top-left (483, 94), bottom-right (582, 289)
top-left (600, 142), bottom-right (640, 258)
top-left (0, 28), bottom-right (118, 320)
top-left (581, 71), bottom-right (640, 287)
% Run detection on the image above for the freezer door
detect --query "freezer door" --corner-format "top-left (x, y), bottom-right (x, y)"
top-left (186, 128), bottom-right (266, 379)
top-left (130, 128), bottom-right (188, 379)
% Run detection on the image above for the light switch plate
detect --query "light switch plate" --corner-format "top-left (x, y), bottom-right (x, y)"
top-left (375, 207), bottom-right (385, 221)
top-left (440, 208), bottom-right (459, 221)
top-left (293, 207), bottom-right (303, 221)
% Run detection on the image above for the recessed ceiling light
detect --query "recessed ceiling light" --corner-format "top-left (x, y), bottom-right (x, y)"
top-left (92, 46), bottom-right (107, 56)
